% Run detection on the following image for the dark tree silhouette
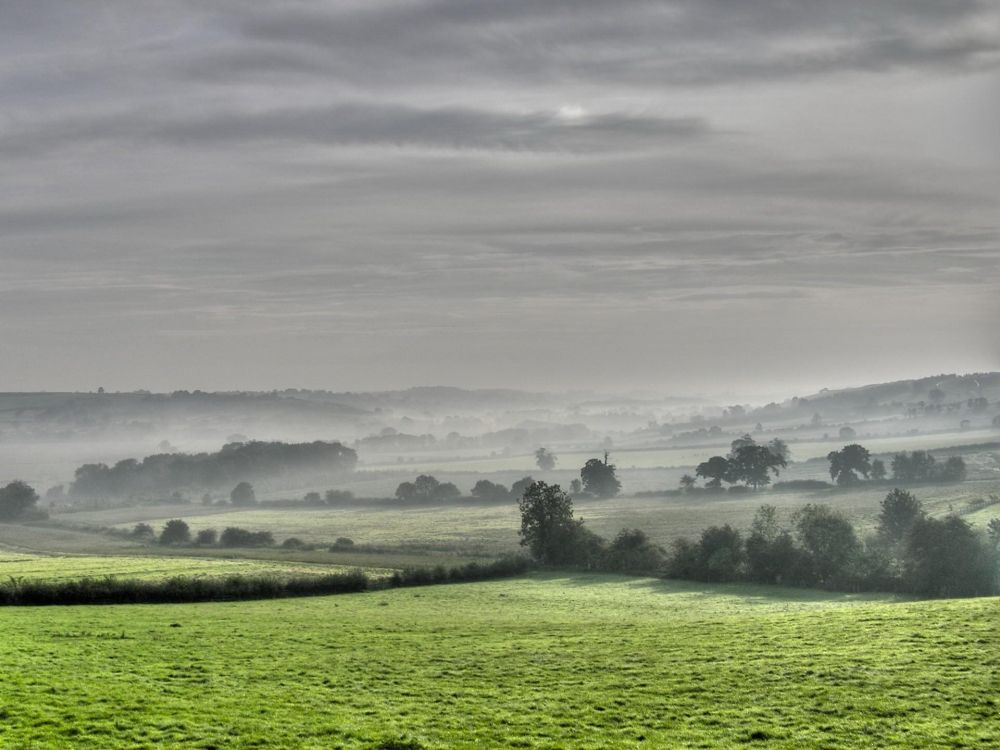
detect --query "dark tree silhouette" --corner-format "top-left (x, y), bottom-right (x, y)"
top-left (580, 453), bottom-right (621, 498)
top-left (159, 519), bottom-right (191, 545)
top-left (517, 481), bottom-right (588, 565)
top-left (827, 444), bottom-right (871, 485)
top-left (0, 481), bottom-right (39, 521)
top-left (230, 481), bottom-right (257, 506)
top-left (695, 456), bottom-right (731, 488)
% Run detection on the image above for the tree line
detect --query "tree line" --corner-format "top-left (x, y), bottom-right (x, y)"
top-left (69, 441), bottom-right (357, 499)
top-left (517, 481), bottom-right (999, 598)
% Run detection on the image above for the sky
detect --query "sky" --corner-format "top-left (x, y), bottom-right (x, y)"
top-left (1, 0), bottom-right (998, 398)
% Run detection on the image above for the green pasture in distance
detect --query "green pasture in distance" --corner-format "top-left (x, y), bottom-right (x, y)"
top-left (0, 549), bottom-right (393, 582)
top-left (0, 573), bottom-right (996, 748)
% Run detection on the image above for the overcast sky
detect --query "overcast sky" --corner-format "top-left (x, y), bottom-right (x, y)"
top-left (2, 0), bottom-right (998, 397)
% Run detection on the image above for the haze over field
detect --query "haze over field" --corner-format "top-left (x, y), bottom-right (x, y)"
top-left (2, 1), bottom-right (998, 396)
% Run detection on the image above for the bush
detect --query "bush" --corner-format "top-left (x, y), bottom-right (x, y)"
top-left (131, 523), bottom-right (155, 540)
top-left (159, 519), bottom-right (191, 545)
top-left (220, 527), bottom-right (274, 547)
top-left (325, 490), bottom-right (354, 504)
top-left (603, 529), bottom-right (665, 574)
top-left (195, 528), bottom-right (218, 545)
top-left (0, 481), bottom-right (39, 521)
top-left (282, 537), bottom-right (307, 549)
top-left (331, 537), bottom-right (355, 549)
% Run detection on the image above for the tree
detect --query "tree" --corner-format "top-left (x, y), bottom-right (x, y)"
top-left (745, 505), bottom-right (798, 585)
top-left (928, 387), bottom-right (946, 404)
top-left (580, 454), bottom-right (621, 498)
top-left (471, 479), bottom-right (510, 502)
top-left (695, 525), bottom-right (745, 582)
top-left (902, 515), bottom-right (994, 597)
top-left (793, 504), bottom-right (859, 585)
top-left (728, 444), bottom-right (786, 489)
top-left (838, 426), bottom-right (857, 440)
top-left (767, 438), bottom-right (790, 463)
top-left (131, 522), bottom-right (155, 540)
top-left (534, 447), bottom-right (557, 471)
top-left (569, 479), bottom-right (582, 494)
top-left (517, 481), bottom-right (589, 565)
top-left (695, 456), bottom-right (731, 488)
top-left (159, 519), bottom-right (191, 545)
top-left (603, 528), bottom-right (665, 573)
top-left (195, 528), bottom-right (218, 545)
top-left (870, 459), bottom-right (887, 482)
top-left (510, 476), bottom-right (536, 500)
top-left (939, 456), bottom-right (967, 483)
top-left (729, 433), bottom-right (756, 454)
top-left (876, 489), bottom-right (923, 545)
top-left (827, 444), bottom-right (871, 485)
top-left (230, 481), bottom-right (256, 506)
top-left (679, 474), bottom-right (697, 491)
top-left (0, 481), bottom-right (39, 521)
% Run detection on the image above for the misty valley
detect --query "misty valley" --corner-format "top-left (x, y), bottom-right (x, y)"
top-left (1, 374), bottom-right (999, 747)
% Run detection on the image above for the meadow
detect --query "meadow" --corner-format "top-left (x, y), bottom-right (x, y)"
top-left (0, 549), bottom-right (392, 582)
top-left (51, 476), bottom-right (1000, 560)
top-left (0, 573), bottom-right (996, 748)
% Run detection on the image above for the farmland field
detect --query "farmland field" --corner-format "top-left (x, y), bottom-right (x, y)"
top-left (52, 476), bottom-right (1000, 558)
top-left (0, 573), bottom-right (996, 748)
top-left (0, 549), bottom-right (390, 582)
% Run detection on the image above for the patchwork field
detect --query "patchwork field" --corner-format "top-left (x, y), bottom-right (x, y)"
top-left (0, 573), bottom-right (996, 748)
top-left (0, 549), bottom-right (390, 582)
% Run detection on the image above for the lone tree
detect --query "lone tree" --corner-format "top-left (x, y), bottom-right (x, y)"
top-left (534, 447), bottom-right (557, 471)
top-left (159, 519), bottom-right (191, 545)
top-left (0, 480), bottom-right (39, 521)
top-left (827, 444), bottom-right (872, 486)
top-left (580, 453), bottom-right (621, 498)
top-left (230, 481), bottom-right (257, 506)
top-left (695, 456), bottom-right (731, 488)
top-left (728, 441), bottom-right (787, 489)
top-left (679, 474), bottom-right (697, 491)
top-left (517, 481), bottom-right (586, 565)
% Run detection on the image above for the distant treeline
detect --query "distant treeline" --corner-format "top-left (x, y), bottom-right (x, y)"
top-left (0, 556), bottom-right (531, 606)
top-left (70, 441), bottom-right (357, 499)
top-left (517, 482), bottom-right (1000, 598)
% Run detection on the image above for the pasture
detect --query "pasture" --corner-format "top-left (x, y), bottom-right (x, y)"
top-left (0, 573), bottom-right (996, 748)
top-left (54, 477), bottom-right (1000, 559)
top-left (0, 549), bottom-right (390, 583)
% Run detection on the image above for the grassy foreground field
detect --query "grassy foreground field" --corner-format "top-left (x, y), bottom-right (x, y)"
top-left (0, 574), bottom-right (997, 749)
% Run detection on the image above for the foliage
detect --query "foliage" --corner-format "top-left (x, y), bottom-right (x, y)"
top-left (695, 456), bottom-right (730, 488)
top-left (0, 481), bottom-right (39, 521)
top-left (230, 481), bottom-right (257, 506)
top-left (70, 440), bottom-right (357, 499)
top-left (517, 481), bottom-right (591, 565)
top-left (891, 452), bottom-right (967, 483)
top-left (534, 447), bottom-right (556, 471)
top-left (395, 475), bottom-right (461, 502)
top-left (902, 515), bottom-right (995, 597)
top-left (877, 489), bottom-right (924, 545)
top-left (827, 443), bottom-right (872, 485)
top-left (220, 527), bottom-right (275, 547)
top-left (602, 529), bottom-right (665, 574)
top-left (793, 504), bottom-right (860, 585)
top-left (580, 456), bottom-right (621, 498)
top-left (158, 519), bottom-right (191, 545)
top-left (470, 479), bottom-right (511, 503)
top-left (194, 528), bottom-right (218, 545)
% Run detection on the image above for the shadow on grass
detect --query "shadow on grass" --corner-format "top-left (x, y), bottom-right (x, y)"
top-left (524, 569), bottom-right (910, 606)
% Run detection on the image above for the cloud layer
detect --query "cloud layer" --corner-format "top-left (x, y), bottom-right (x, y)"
top-left (1, 0), bottom-right (998, 394)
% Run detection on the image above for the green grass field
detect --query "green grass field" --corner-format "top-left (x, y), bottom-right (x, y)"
top-left (52, 477), bottom-right (1000, 559)
top-left (0, 549), bottom-right (391, 582)
top-left (0, 573), bottom-right (996, 748)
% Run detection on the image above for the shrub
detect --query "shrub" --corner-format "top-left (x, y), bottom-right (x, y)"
top-left (230, 481), bottom-right (256, 506)
top-left (282, 537), bottom-right (307, 549)
top-left (0, 481), bottom-right (39, 521)
top-left (331, 537), bottom-right (355, 549)
top-left (220, 527), bottom-right (274, 547)
top-left (325, 490), bottom-right (354, 504)
top-left (159, 519), bottom-right (191, 545)
top-left (195, 528), bottom-right (218, 545)
top-left (131, 523), bottom-right (155, 540)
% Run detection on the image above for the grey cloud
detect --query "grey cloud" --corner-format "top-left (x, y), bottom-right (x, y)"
top-left (0, 103), bottom-right (709, 157)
